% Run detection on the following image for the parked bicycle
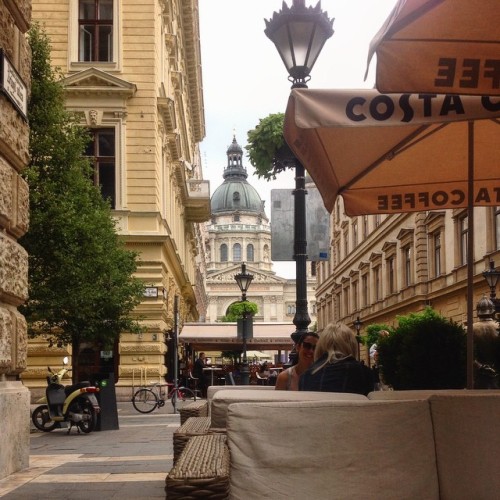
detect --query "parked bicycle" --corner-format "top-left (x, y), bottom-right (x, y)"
top-left (132, 382), bottom-right (196, 413)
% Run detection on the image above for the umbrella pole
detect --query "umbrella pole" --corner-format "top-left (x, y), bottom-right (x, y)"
top-left (466, 121), bottom-right (474, 390)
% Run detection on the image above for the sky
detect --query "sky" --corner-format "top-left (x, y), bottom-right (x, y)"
top-left (198, 0), bottom-right (399, 278)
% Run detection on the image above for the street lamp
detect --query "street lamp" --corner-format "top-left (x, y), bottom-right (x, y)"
top-left (265, 0), bottom-right (334, 357)
top-left (235, 263), bottom-right (254, 385)
top-left (353, 316), bottom-right (363, 361)
top-left (482, 260), bottom-right (500, 324)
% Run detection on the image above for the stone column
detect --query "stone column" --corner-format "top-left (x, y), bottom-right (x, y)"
top-left (0, 0), bottom-right (31, 479)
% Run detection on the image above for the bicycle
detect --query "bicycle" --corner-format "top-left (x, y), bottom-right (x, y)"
top-left (132, 382), bottom-right (196, 414)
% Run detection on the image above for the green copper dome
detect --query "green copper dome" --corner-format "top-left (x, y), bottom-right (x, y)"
top-left (211, 136), bottom-right (265, 215)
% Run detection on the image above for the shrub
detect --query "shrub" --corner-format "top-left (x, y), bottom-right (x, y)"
top-left (377, 307), bottom-right (467, 390)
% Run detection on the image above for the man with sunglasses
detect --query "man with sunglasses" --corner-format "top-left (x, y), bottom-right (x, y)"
top-left (275, 332), bottom-right (319, 391)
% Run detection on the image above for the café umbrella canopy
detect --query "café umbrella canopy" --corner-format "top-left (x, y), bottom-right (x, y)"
top-left (284, 88), bottom-right (500, 388)
top-left (366, 0), bottom-right (500, 96)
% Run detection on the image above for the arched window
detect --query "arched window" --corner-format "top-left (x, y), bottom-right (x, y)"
top-left (247, 244), bottom-right (254, 262)
top-left (233, 243), bottom-right (241, 262)
top-left (220, 244), bottom-right (228, 262)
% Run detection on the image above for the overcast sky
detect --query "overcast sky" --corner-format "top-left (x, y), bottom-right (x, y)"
top-left (198, 0), bottom-right (398, 277)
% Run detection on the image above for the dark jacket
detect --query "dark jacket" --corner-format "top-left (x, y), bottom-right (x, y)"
top-left (299, 354), bottom-right (374, 396)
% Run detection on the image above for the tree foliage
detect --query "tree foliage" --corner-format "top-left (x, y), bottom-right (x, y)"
top-left (220, 301), bottom-right (259, 322)
top-left (362, 323), bottom-right (393, 347)
top-left (20, 25), bottom-right (144, 348)
top-left (377, 307), bottom-right (467, 390)
top-left (245, 113), bottom-right (286, 180)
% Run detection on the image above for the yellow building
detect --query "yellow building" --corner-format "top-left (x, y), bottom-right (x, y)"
top-left (27, 0), bottom-right (210, 400)
top-left (0, 0), bottom-right (31, 478)
top-left (317, 198), bottom-right (500, 363)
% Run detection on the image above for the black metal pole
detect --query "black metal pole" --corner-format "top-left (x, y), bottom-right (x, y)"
top-left (241, 310), bottom-right (250, 385)
top-left (289, 159), bottom-right (311, 362)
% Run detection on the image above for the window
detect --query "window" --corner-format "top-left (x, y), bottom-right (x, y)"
top-left (388, 256), bottom-right (396, 294)
top-left (352, 280), bottom-right (358, 311)
top-left (374, 214), bottom-right (381, 228)
top-left (403, 246), bottom-right (412, 286)
top-left (233, 243), bottom-right (241, 262)
top-left (246, 244), bottom-right (254, 262)
top-left (79, 0), bottom-right (113, 62)
top-left (352, 220), bottom-right (358, 247)
top-left (220, 244), bottom-right (228, 262)
top-left (233, 214), bottom-right (240, 222)
top-left (433, 232), bottom-right (442, 277)
top-left (374, 266), bottom-right (381, 301)
top-left (362, 274), bottom-right (368, 307)
top-left (85, 128), bottom-right (116, 207)
top-left (343, 228), bottom-right (349, 257)
top-left (287, 304), bottom-right (296, 315)
top-left (459, 215), bottom-right (468, 266)
top-left (363, 215), bottom-right (369, 239)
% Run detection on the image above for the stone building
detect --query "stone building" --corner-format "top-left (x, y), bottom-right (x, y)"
top-left (316, 197), bottom-right (500, 362)
top-left (27, 0), bottom-right (210, 399)
top-left (204, 136), bottom-right (317, 331)
top-left (0, 0), bottom-right (31, 479)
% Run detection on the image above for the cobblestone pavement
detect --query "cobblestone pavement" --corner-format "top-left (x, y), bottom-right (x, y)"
top-left (0, 402), bottom-right (182, 499)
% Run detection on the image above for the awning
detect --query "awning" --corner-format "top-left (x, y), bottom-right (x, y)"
top-left (179, 322), bottom-right (295, 351)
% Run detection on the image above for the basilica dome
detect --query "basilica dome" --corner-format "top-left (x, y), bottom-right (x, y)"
top-left (211, 136), bottom-right (265, 216)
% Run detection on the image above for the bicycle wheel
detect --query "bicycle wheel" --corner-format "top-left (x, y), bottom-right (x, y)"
top-left (132, 388), bottom-right (158, 413)
top-left (171, 387), bottom-right (196, 409)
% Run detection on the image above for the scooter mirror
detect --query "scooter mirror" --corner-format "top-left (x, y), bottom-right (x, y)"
top-left (63, 356), bottom-right (69, 365)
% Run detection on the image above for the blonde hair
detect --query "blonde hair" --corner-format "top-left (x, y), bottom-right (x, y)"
top-left (312, 323), bottom-right (358, 374)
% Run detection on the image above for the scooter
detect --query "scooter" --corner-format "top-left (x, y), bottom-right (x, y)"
top-left (31, 357), bottom-right (101, 434)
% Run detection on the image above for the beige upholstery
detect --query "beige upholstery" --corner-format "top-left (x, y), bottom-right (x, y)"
top-left (429, 393), bottom-right (500, 500)
top-left (227, 400), bottom-right (439, 500)
top-left (368, 389), bottom-right (500, 400)
top-left (210, 389), bottom-right (367, 428)
top-left (206, 385), bottom-right (274, 404)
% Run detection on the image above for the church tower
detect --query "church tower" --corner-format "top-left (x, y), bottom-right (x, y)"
top-left (206, 136), bottom-right (273, 274)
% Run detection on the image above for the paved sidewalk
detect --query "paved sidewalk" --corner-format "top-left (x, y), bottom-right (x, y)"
top-left (0, 402), bottom-right (181, 499)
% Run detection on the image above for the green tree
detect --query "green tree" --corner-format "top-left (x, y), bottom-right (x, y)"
top-left (378, 307), bottom-right (467, 390)
top-left (221, 302), bottom-right (259, 322)
top-left (20, 25), bottom-right (144, 349)
top-left (362, 323), bottom-right (393, 348)
top-left (246, 113), bottom-right (288, 180)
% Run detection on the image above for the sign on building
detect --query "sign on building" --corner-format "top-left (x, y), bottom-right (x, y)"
top-left (0, 50), bottom-right (27, 120)
top-left (271, 186), bottom-right (330, 261)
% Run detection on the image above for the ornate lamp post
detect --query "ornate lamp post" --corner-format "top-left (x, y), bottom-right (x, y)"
top-left (265, 0), bottom-right (334, 355)
top-left (235, 263), bottom-right (254, 385)
top-left (482, 260), bottom-right (500, 328)
top-left (353, 315), bottom-right (363, 361)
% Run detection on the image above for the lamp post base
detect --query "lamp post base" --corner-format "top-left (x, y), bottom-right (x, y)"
top-left (240, 362), bottom-right (250, 385)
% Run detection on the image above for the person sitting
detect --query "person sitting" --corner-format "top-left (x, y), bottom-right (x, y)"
top-left (192, 352), bottom-right (208, 398)
top-left (275, 332), bottom-right (319, 391)
top-left (299, 323), bottom-right (374, 396)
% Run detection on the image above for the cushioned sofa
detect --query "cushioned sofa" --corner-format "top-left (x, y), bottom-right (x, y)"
top-left (167, 390), bottom-right (500, 499)
top-left (228, 392), bottom-right (500, 499)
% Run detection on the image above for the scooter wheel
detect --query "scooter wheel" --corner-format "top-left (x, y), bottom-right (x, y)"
top-left (77, 401), bottom-right (97, 434)
top-left (32, 405), bottom-right (57, 432)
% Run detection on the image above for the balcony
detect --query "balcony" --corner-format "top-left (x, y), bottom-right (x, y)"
top-left (185, 180), bottom-right (210, 222)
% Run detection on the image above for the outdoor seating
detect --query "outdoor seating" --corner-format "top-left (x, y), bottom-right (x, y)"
top-left (166, 433), bottom-right (229, 499)
top-left (167, 391), bottom-right (500, 499)
top-left (178, 399), bottom-right (209, 425)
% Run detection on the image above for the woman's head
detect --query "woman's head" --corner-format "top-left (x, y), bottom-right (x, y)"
top-left (314, 323), bottom-right (358, 362)
top-left (296, 332), bottom-right (319, 366)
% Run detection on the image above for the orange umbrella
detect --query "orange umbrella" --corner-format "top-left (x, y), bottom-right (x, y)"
top-left (285, 89), bottom-right (500, 215)
top-left (367, 0), bottom-right (500, 96)
top-left (284, 88), bottom-right (500, 388)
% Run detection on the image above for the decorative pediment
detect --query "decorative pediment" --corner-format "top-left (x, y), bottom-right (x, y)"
top-left (207, 266), bottom-right (285, 284)
top-left (63, 68), bottom-right (136, 99)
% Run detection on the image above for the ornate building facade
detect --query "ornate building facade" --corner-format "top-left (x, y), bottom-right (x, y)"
top-left (0, 0), bottom-right (31, 478)
top-left (204, 136), bottom-right (317, 330)
top-left (317, 197), bottom-right (500, 362)
top-left (26, 0), bottom-right (210, 399)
